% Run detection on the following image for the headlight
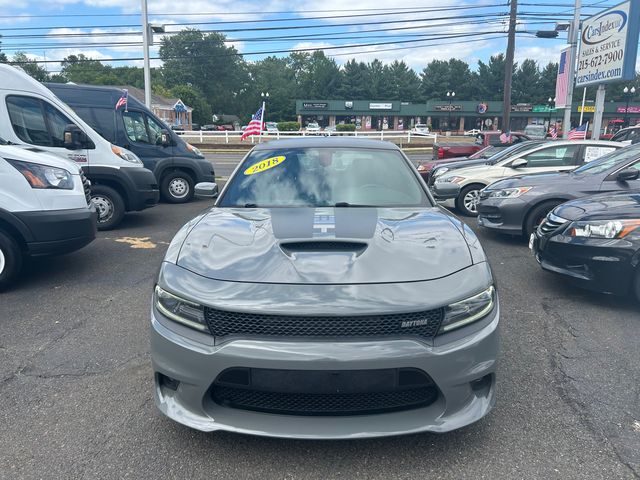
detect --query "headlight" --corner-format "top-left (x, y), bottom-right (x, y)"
top-left (437, 175), bottom-right (465, 184)
top-left (485, 186), bottom-right (532, 198)
top-left (433, 167), bottom-right (449, 178)
top-left (6, 159), bottom-right (74, 190)
top-left (111, 145), bottom-right (142, 164)
top-left (440, 286), bottom-right (495, 333)
top-left (567, 219), bottom-right (640, 239)
top-left (154, 285), bottom-right (208, 332)
top-left (186, 143), bottom-right (202, 156)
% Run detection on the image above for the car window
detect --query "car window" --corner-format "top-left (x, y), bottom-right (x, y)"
top-left (123, 111), bottom-right (150, 143)
top-left (6, 96), bottom-right (50, 146)
top-left (219, 148), bottom-right (429, 208)
top-left (486, 134), bottom-right (502, 146)
top-left (583, 146), bottom-right (618, 163)
top-left (521, 145), bottom-right (578, 167)
top-left (628, 129), bottom-right (640, 144)
top-left (73, 107), bottom-right (115, 142)
top-left (573, 145), bottom-right (640, 174)
top-left (43, 102), bottom-right (74, 148)
top-left (612, 130), bottom-right (629, 142)
top-left (146, 115), bottom-right (166, 145)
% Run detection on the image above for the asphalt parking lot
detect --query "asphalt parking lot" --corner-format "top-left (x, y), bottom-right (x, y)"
top-left (1, 153), bottom-right (639, 479)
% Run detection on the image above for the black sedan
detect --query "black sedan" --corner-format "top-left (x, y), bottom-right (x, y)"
top-left (477, 144), bottom-right (639, 236)
top-left (530, 191), bottom-right (640, 301)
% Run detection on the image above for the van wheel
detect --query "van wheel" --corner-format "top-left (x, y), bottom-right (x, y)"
top-left (161, 172), bottom-right (194, 204)
top-left (456, 184), bottom-right (484, 217)
top-left (525, 201), bottom-right (561, 237)
top-left (91, 185), bottom-right (125, 231)
top-left (0, 230), bottom-right (22, 291)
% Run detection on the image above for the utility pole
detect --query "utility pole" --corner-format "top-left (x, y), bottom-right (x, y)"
top-left (562, 0), bottom-right (581, 138)
top-left (141, 0), bottom-right (151, 108)
top-left (502, 0), bottom-right (518, 132)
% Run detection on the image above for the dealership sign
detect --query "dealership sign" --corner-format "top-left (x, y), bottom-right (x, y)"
top-left (617, 105), bottom-right (640, 113)
top-left (578, 105), bottom-right (597, 112)
top-left (575, 0), bottom-right (640, 87)
top-left (435, 104), bottom-right (462, 111)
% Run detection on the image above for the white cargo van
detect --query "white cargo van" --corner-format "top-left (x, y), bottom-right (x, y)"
top-left (0, 65), bottom-right (159, 229)
top-left (0, 137), bottom-right (96, 289)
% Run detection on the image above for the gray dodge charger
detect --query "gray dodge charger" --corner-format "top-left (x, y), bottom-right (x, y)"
top-left (150, 138), bottom-right (499, 438)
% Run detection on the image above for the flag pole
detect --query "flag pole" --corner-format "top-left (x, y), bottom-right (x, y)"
top-left (259, 101), bottom-right (266, 144)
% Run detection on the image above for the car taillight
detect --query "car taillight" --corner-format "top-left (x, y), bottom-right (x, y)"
top-left (438, 148), bottom-right (445, 159)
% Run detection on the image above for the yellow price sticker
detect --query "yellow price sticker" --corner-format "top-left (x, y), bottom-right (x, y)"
top-left (244, 156), bottom-right (286, 175)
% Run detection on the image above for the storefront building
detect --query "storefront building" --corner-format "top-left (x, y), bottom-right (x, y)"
top-left (295, 99), bottom-right (640, 133)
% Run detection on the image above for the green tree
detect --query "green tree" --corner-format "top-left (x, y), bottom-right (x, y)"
top-left (338, 59), bottom-right (368, 99)
top-left (159, 29), bottom-right (248, 115)
top-left (476, 54), bottom-right (509, 101)
top-left (0, 36), bottom-right (7, 63)
top-left (539, 61), bottom-right (559, 103)
top-left (364, 59), bottom-right (390, 98)
top-left (421, 60), bottom-right (451, 100)
top-left (247, 56), bottom-right (297, 121)
top-left (512, 59), bottom-right (541, 103)
top-left (385, 60), bottom-right (420, 101)
top-left (59, 54), bottom-right (112, 84)
top-left (447, 59), bottom-right (476, 100)
top-left (11, 52), bottom-right (49, 82)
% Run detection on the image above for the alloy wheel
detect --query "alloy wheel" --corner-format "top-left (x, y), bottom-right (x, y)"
top-left (463, 189), bottom-right (481, 214)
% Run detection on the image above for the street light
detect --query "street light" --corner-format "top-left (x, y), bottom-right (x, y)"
top-left (623, 86), bottom-right (636, 127)
top-left (547, 96), bottom-right (556, 128)
top-left (446, 91), bottom-right (455, 132)
top-left (141, 0), bottom-right (165, 108)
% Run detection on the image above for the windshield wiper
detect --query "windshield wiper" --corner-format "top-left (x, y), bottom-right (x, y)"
top-left (243, 203), bottom-right (260, 208)
top-left (334, 202), bottom-right (375, 207)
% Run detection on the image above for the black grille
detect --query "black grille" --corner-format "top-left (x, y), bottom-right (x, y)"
top-left (80, 171), bottom-right (91, 206)
top-left (538, 212), bottom-right (567, 236)
top-left (211, 367), bottom-right (438, 416)
top-left (204, 307), bottom-right (444, 339)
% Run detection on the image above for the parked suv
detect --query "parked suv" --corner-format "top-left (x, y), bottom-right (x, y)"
top-left (0, 65), bottom-right (159, 230)
top-left (610, 126), bottom-right (640, 145)
top-left (0, 138), bottom-right (96, 289)
top-left (47, 83), bottom-right (215, 203)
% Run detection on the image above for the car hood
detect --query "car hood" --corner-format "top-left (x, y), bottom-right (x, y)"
top-left (0, 144), bottom-right (81, 173)
top-left (553, 192), bottom-right (640, 221)
top-left (174, 207), bottom-right (474, 284)
top-left (487, 170), bottom-right (574, 189)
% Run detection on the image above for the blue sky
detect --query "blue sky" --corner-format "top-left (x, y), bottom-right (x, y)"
top-left (0, 0), bottom-right (629, 74)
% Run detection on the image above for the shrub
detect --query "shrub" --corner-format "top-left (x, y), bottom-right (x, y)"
top-left (277, 121), bottom-right (301, 131)
top-left (336, 124), bottom-right (356, 132)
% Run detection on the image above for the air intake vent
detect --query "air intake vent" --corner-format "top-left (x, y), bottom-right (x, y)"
top-left (280, 241), bottom-right (367, 255)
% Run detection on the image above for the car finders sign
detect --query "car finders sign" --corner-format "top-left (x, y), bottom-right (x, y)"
top-left (576, 0), bottom-right (640, 87)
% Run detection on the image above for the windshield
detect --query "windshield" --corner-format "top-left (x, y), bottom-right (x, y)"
top-left (487, 141), bottom-right (543, 164)
top-left (524, 125), bottom-right (545, 135)
top-left (0, 137), bottom-right (6, 145)
top-left (572, 145), bottom-right (639, 174)
top-left (308, 123), bottom-right (319, 128)
top-left (219, 147), bottom-right (430, 208)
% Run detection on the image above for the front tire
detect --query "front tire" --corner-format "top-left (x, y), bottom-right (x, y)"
top-left (91, 185), bottom-right (125, 231)
top-left (456, 184), bottom-right (484, 217)
top-left (525, 201), bottom-right (561, 237)
top-left (161, 171), bottom-right (194, 204)
top-left (0, 230), bottom-right (22, 291)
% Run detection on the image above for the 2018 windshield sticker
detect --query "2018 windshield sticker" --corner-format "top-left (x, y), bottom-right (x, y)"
top-left (244, 156), bottom-right (286, 175)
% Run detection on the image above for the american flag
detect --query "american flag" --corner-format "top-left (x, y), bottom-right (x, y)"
top-left (115, 89), bottom-right (128, 110)
top-left (555, 48), bottom-right (570, 108)
top-left (568, 122), bottom-right (588, 140)
top-left (549, 125), bottom-right (558, 139)
top-left (241, 106), bottom-right (264, 140)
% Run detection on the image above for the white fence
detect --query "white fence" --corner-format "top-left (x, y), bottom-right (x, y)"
top-left (176, 130), bottom-right (439, 144)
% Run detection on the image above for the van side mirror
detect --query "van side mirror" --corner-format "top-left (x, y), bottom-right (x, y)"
top-left (616, 168), bottom-right (640, 182)
top-left (63, 124), bottom-right (89, 150)
top-left (432, 182), bottom-right (461, 200)
top-left (160, 129), bottom-right (172, 147)
top-left (510, 158), bottom-right (528, 168)
top-left (195, 182), bottom-right (218, 199)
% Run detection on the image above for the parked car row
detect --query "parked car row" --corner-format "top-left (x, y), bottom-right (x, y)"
top-left (426, 136), bottom-right (640, 301)
top-left (0, 64), bottom-right (217, 288)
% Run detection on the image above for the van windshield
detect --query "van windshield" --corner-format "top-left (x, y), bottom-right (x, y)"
top-left (0, 137), bottom-right (6, 145)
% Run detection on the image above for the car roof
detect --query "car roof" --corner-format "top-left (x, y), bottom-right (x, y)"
top-left (45, 82), bottom-right (146, 109)
top-left (252, 137), bottom-right (401, 150)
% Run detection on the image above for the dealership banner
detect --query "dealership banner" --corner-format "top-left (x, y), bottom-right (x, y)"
top-left (575, 0), bottom-right (640, 87)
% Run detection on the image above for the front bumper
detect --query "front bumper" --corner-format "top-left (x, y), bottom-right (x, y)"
top-left (477, 196), bottom-right (529, 235)
top-left (151, 304), bottom-right (499, 439)
top-left (15, 206), bottom-right (97, 256)
top-left (531, 230), bottom-right (638, 295)
top-left (120, 167), bottom-right (160, 211)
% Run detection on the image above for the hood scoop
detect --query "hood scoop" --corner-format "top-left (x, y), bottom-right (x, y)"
top-left (280, 241), bottom-right (368, 257)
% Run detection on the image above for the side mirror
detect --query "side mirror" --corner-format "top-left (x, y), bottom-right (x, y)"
top-left (617, 168), bottom-right (640, 182)
top-left (63, 124), bottom-right (89, 150)
top-left (160, 129), bottom-right (172, 147)
top-left (510, 158), bottom-right (528, 169)
top-left (195, 182), bottom-right (219, 199)
top-left (432, 182), bottom-right (461, 200)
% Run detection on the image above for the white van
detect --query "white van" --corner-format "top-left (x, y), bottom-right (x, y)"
top-left (0, 65), bottom-right (159, 229)
top-left (0, 138), bottom-right (96, 289)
